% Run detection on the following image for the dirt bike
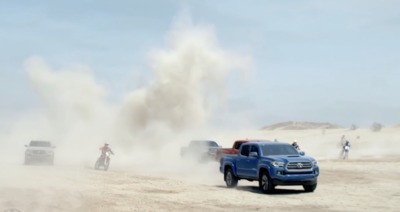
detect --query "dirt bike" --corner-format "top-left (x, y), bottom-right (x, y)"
top-left (94, 151), bottom-right (111, 171)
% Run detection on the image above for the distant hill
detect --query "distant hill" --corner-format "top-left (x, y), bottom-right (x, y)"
top-left (262, 121), bottom-right (343, 130)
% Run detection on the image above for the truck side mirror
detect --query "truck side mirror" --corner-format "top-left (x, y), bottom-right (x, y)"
top-left (299, 151), bottom-right (305, 156)
top-left (249, 152), bottom-right (258, 158)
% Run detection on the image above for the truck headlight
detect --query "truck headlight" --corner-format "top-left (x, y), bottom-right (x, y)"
top-left (271, 161), bottom-right (285, 167)
top-left (312, 161), bottom-right (318, 166)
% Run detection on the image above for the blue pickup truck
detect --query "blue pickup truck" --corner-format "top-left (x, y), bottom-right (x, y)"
top-left (220, 141), bottom-right (319, 193)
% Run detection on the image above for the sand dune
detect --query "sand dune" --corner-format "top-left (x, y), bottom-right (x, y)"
top-left (261, 121), bottom-right (343, 130)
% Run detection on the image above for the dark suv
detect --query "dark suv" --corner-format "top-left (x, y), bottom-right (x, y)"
top-left (180, 140), bottom-right (221, 162)
top-left (24, 140), bottom-right (55, 165)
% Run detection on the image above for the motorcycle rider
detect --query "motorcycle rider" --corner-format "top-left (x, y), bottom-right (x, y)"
top-left (99, 143), bottom-right (114, 164)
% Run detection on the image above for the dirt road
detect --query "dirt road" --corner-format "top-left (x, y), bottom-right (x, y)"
top-left (1, 156), bottom-right (399, 212)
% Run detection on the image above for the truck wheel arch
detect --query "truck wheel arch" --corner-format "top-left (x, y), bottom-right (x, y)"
top-left (259, 167), bottom-right (268, 175)
top-left (224, 164), bottom-right (238, 179)
top-left (258, 166), bottom-right (271, 177)
top-left (224, 165), bottom-right (234, 176)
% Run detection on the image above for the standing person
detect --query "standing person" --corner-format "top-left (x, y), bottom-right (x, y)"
top-left (342, 140), bottom-right (351, 160)
top-left (292, 140), bottom-right (301, 151)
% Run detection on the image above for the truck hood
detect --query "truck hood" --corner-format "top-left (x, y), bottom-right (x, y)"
top-left (262, 155), bottom-right (315, 163)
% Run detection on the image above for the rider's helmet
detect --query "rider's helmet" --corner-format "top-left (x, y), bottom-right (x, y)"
top-left (104, 143), bottom-right (109, 146)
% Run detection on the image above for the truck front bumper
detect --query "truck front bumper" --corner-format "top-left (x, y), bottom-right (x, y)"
top-left (272, 177), bottom-right (317, 186)
top-left (270, 167), bottom-right (319, 186)
top-left (25, 153), bottom-right (54, 163)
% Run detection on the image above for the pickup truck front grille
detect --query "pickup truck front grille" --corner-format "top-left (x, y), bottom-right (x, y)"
top-left (33, 150), bottom-right (46, 154)
top-left (286, 162), bottom-right (312, 170)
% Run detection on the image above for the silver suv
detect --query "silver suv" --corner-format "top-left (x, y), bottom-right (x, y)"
top-left (24, 140), bottom-right (55, 165)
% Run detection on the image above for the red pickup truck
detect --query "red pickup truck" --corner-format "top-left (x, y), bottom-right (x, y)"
top-left (215, 139), bottom-right (273, 162)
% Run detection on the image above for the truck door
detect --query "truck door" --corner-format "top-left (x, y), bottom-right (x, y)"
top-left (236, 145), bottom-right (250, 177)
top-left (237, 145), bottom-right (259, 178)
top-left (247, 145), bottom-right (260, 178)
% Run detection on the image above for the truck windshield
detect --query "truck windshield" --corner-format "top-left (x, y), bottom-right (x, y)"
top-left (261, 144), bottom-right (299, 156)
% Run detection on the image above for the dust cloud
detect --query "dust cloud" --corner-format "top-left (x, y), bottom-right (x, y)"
top-left (0, 16), bottom-right (251, 179)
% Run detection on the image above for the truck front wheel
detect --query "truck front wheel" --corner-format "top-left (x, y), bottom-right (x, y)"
top-left (225, 168), bottom-right (238, 188)
top-left (24, 157), bottom-right (30, 165)
top-left (259, 171), bottom-right (274, 193)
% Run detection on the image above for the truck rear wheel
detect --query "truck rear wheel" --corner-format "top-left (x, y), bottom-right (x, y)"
top-left (225, 168), bottom-right (238, 188)
top-left (303, 184), bottom-right (317, 192)
top-left (259, 171), bottom-right (274, 193)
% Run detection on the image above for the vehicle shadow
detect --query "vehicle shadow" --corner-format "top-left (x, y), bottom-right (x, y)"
top-left (216, 185), bottom-right (306, 195)
top-left (23, 162), bottom-right (54, 166)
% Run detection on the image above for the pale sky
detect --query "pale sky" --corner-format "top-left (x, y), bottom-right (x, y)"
top-left (1, 0), bottom-right (399, 131)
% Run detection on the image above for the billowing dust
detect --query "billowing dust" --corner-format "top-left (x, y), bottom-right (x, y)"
top-left (0, 16), bottom-right (251, 179)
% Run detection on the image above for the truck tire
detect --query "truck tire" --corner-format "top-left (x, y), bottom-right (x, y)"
top-left (48, 156), bottom-right (54, 165)
top-left (225, 168), bottom-right (238, 188)
top-left (24, 158), bottom-right (30, 165)
top-left (303, 184), bottom-right (317, 192)
top-left (259, 171), bottom-right (274, 193)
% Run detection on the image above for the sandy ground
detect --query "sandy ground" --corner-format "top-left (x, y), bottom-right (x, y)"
top-left (1, 128), bottom-right (400, 212)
